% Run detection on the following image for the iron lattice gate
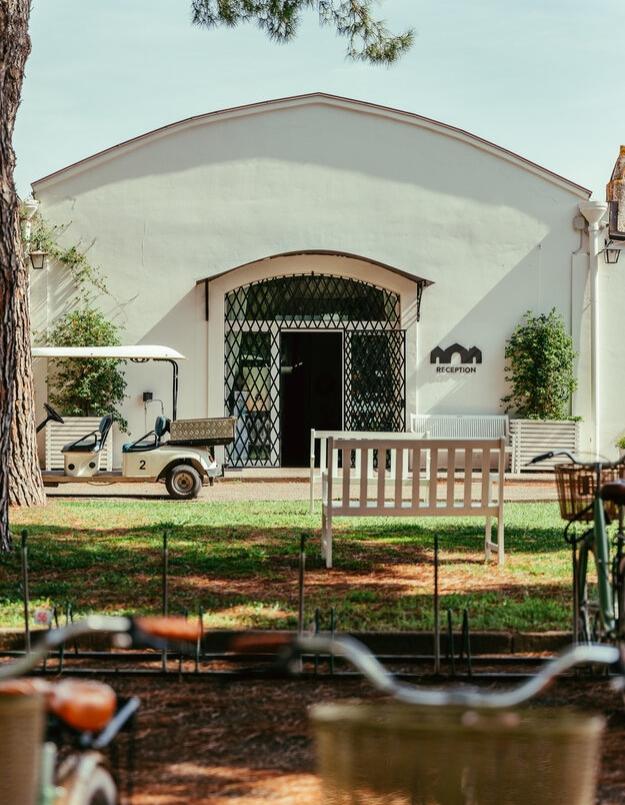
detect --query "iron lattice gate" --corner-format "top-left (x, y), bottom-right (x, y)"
top-left (224, 273), bottom-right (406, 467)
top-left (344, 330), bottom-right (405, 432)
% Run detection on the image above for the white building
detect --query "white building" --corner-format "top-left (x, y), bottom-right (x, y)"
top-left (29, 93), bottom-right (625, 467)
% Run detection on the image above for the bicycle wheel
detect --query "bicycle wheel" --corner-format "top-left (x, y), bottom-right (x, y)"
top-left (83, 767), bottom-right (117, 805)
top-left (58, 761), bottom-right (117, 805)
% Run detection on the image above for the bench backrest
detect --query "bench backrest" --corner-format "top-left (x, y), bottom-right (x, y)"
top-left (325, 436), bottom-right (506, 516)
top-left (409, 414), bottom-right (509, 440)
top-left (312, 430), bottom-right (419, 479)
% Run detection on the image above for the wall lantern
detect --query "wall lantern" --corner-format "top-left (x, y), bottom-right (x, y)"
top-left (29, 249), bottom-right (47, 270)
top-left (604, 240), bottom-right (624, 264)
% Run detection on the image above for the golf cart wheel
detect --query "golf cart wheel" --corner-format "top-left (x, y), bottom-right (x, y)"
top-left (166, 465), bottom-right (202, 500)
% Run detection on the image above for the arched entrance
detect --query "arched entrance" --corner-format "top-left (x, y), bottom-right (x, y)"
top-left (224, 273), bottom-right (406, 467)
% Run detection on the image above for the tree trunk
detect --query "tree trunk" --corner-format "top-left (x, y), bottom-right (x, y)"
top-left (0, 0), bottom-right (42, 552)
top-left (8, 259), bottom-right (45, 510)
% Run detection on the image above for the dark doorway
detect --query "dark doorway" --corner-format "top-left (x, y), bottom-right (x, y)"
top-left (280, 332), bottom-right (342, 467)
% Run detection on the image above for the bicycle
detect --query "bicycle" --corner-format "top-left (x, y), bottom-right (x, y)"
top-left (529, 450), bottom-right (625, 644)
top-left (0, 614), bottom-right (200, 805)
top-left (232, 632), bottom-right (624, 805)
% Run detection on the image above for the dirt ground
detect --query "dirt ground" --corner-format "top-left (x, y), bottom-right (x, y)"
top-left (102, 673), bottom-right (625, 805)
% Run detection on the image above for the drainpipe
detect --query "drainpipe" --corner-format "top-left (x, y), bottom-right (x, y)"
top-left (20, 198), bottom-right (39, 244)
top-left (578, 200), bottom-right (608, 454)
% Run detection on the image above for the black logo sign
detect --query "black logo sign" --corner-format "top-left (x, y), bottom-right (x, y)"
top-left (430, 343), bottom-right (482, 374)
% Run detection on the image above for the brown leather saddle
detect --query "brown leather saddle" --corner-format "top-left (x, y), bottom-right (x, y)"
top-left (0, 678), bottom-right (116, 732)
top-left (601, 480), bottom-right (625, 506)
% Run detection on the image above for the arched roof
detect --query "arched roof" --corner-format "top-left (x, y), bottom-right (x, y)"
top-left (32, 93), bottom-right (590, 198)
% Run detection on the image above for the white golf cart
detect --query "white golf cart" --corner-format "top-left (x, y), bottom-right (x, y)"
top-left (33, 346), bottom-right (235, 499)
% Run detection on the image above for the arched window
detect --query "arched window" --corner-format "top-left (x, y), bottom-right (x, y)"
top-left (226, 273), bottom-right (400, 327)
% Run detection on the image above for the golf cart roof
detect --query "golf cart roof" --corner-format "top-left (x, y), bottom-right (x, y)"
top-left (32, 345), bottom-right (186, 361)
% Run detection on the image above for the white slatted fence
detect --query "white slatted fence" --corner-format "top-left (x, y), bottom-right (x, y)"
top-left (510, 420), bottom-right (579, 473)
top-left (45, 417), bottom-right (113, 472)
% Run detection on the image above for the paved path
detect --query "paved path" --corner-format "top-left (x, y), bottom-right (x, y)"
top-left (46, 478), bottom-right (558, 503)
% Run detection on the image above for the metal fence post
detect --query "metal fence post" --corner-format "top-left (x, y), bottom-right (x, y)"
top-left (162, 529), bottom-right (169, 673)
top-left (20, 530), bottom-right (30, 654)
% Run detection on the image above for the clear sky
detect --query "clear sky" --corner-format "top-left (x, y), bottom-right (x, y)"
top-left (14, 0), bottom-right (625, 198)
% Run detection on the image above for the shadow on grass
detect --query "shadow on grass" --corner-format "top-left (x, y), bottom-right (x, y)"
top-left (0, 522), bottom-right (568, 590)
top-left (0, 515), bottom-right (574, 631)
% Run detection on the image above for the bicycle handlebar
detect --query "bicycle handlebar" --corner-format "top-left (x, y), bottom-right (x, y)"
top-left (232, 633), bottom-right (622, 709)
top-left (528, 451), bottom-right (555, 465)
top-left (529, 449), bottom-right (625, 470)
top-left (0, 615), bottom-right (200, 681)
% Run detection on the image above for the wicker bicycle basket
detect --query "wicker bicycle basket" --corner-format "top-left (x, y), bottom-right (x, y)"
top-left (0, 693), bottom-right (45, 805)
top-left (311, 701), bottom-right (605, 805)
top-left (554, 463), bottom-right (625, 522)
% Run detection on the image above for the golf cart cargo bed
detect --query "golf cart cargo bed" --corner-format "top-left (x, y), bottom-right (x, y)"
top-left (169, 417), bottom-right (236, 447)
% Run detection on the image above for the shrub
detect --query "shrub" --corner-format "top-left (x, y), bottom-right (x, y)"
top-left (47, 308), bottom-right (127, 428)
top-left (502, 309), bottom-right (576, 420)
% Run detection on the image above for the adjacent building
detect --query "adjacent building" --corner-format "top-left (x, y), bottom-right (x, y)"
top-left (30, 93), bottom-right (625, 467)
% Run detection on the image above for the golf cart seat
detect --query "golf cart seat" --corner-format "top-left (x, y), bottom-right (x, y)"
top-left (61, 415), bottom-right (113, 454)
top-left (122, 416), bottom-right (169, 454)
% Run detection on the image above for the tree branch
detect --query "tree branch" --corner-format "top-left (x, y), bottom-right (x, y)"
top-left (191, 0), bottom-right (413, 63)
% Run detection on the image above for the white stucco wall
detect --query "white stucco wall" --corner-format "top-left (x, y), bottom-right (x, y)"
top-left (31, 94), bottom-right (606, 465)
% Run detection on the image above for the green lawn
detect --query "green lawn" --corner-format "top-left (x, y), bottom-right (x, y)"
top-left (2, 499), bottom-right (581, 633)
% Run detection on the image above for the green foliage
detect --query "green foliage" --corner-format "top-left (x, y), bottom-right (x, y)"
top-left (502, 309), bottom-right (577, 420)
top-left (21, 209), bottom-right (128, 427)
top-left (47, 309), bottom-right (127, 428)
top-left (616, 436), bottom-right (625, 450)
top-left (25, 211), bottom-right (108, 305)
top-left (191, 0), bottom-right (413, 64)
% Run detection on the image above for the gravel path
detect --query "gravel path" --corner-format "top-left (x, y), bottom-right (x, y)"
top-left (45, 479), bottom-right (558, 503)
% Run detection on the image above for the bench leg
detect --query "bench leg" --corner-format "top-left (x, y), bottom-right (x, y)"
top-left (484, 516), bottom-right (492, 561)
top-left (321, 509), bottom-right (333, 568)
top-left (325, 518), bottom-right (333, 569)
top-left (497, 517), bottom-right (505, 567)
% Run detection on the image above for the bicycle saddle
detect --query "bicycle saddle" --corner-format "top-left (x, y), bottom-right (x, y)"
top-left (601, 480), bottom-right (625, 504)
top-left (0, 678), bottom-right (116, 733)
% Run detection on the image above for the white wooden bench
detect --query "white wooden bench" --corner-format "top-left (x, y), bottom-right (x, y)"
top-left (321, 436), bottom-right (506, 570)
top-left (309, 430), bottom-right (423, 513)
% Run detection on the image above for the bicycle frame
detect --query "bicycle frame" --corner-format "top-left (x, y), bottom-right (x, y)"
top-left (530, 450), bottom-right (625, 642)
top-left (592, 480), bottom-right (616, 634)
top-left (573, 470), bottom-right (618, 638)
